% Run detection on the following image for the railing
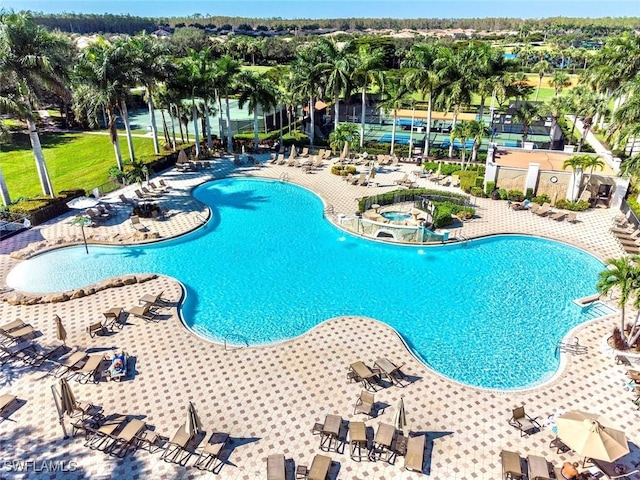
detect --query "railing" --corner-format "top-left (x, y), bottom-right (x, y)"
top-left (223, 332), bottom-right (250, 351)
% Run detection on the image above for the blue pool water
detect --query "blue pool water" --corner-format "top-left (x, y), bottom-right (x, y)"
top-left (7, 179), bottom-right (605, 390)
top-left (381, 211), bottom-right (412, 222)
top-left (378, 133), bottom-right (411, 144)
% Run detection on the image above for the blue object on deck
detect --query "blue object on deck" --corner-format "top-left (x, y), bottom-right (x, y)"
top-left (395, 118), bottom-right (423, 127)
top-left (378, 133), bottom-right (411, 144)
top-left (504, 140), bottom-right (520, 148)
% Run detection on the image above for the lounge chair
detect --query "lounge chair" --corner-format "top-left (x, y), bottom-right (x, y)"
top-left (394, 173), bottom-right (409, 186)
top-left (68, 354), bottom-right (103, 384)
top-left (50, 351), bottom-right (88, 378)
top-left (591, 459), bottom-right (639, 479)
top-left (501, 450), bottom-right (524, 479)
top-left (194, 431), bottom-right (229, 472)
top-left (118, 194), bottom-right (136, 206)
top-left (349, 361), bottom-right (380, 391)
top-left (108, 419), bottom-right (146, 457)
top-left (276, 154), bottom-right (286, 165)
top-left (508, 406), bottom-right (540, 436)
top-left (374, 357), bottom-right (408, 386)
top-left (267, 453), bottom-right (286, 480)
top-left (354, 391), bottom-right (375, 417)
top-left (130, 215), bottom-right (147, 232)
top-left (0, 341), bottom-right (35, 364)
top-left (404, 434), bottom-right (426, 473)
top-left (305, 454), bottom-right (331, 480)
top-left (21, 343), bottom-right (67, 367)
top-left (1, 324), bottom-right (35, 345)
top-left (550, 211), bottom-right (566, 221)
top-left (527, 455), bottom-right (553, 480)
top-left (103, 308), bottom-right (125, 330)
top-left (86, 208), bottom-right (108, 223)
top-left (451, 174), bottom-right (460, 187)
top-left (127, 303), bottom-right (159, 322)
top-left (159, 179), bottom-right (171, 189)
top-left (0, 319), bottom-right (26, 334)
top-left (87, 321), bottom-right (108, 338)
top-left (139, 291), bottom-right (168, 308)
top-left (105, 351), bottom-right (128, 382)
top-left (533, 202), bottom-right (552, 216)
top-left (86, 414), bottom-right (129, 451)
top-left (438, 176), bottom-right (451, 187)
top-left (0, 393), bottom-right (17, 419)
top-left (161, 425), bottom-right (192, 464)
top-left (349, 421), bottom-right (368, 461)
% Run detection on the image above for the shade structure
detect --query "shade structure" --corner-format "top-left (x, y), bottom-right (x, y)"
top-left (59, 378), bottom-right (77, 417)
top-left (341, 141), bottom-right (349, 160)
top-left (54, 315), bottom-right (67, 345)
top-left (177, 149), bottom-right (188, 164)
top-left (66, 196), bottom-right (99, 210)
top-left (185, 401), bottom-right (203, 437)
top-left (289, 146), bottom-right (297, 160)
top-left (393, 397), bottom-right (407, 433)
top-left (556, 411), bottom-right (629, 463)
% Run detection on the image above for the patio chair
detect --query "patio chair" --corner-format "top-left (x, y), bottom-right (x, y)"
top-left (0, 393), bottom-right (17, 419)
top-left (349, 421), bottom-right (368, 461)
top-left (267, 453), bottom-right (286, 480)
top-left (533, 202), bottom-right (552, 217)
top-left (68, 354), bottom-right (103, 384)
top-left (354, 391), bottom-right (375, 417)
top-left (0, 319), bottom-right (26, 335)
top-left (591, 459), bottom-right (639, 479)
top-left (194, 431), bottom-right (229, 472)
top-left (108, 419), bottom-right (146, 457)
top-left (127, 303), bottom-right (159, 323)
top-left (550, 211), bottom-right (566, 221)
top-left (159, 179), bottom-right (171, 189)
top-left (508, 406), bottom-right (541, 436)
top-left (161, 425), bottom-right (192, 464)
top-left (85, 209), bottom-right (107, 223)
top-left (451, 174), bottom-right (460, 187)
top-left (103, 308), bottom-right (125, 330)
top-left (86, 414), bottom-right (129, 451)
top-left (501, 450), bottom-right (524, 479)
top-left (404, 434), bottom-right (426, 473)
top-left (1, 324), bottom-right (35, 345)
top-left (87, 321), bottom-right (108, 338)
top-left (527, 454), bottom-right (553, 480)
top-left (130, 215), bottom-right (147, 232)
top-left (50, 351), bottom-right (88, 378)
top-left (0, 341), bottom-right (35, 364)
top-left (305, 454), bottom-right (331, 480)
top-left (141, 187), bottom-right (160, 198)
top-left (394, 174), bottom-right (409, 186)
top-left (139, 291), bottom-right (168, 308)
top-left (118, 194), bottom-right (136, 206)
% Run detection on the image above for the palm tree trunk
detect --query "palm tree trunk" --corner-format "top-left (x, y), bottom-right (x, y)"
top-left (169, 111), bottom-right (177, 151)
top-left (225, 96), bottom-right (233, 153)
top-left (278, 105), bottom-right (283, 144)
top-left (203, 102), bottom-right (213, 149)
top-left (360, 86), bottom-right (366, 148)
top-left (334, 92), bottom-right (340, 130)
top-left (147, 92), bottom-right (160, 154)
top-left (160, 109), bottom-right (170, 145)
top-left (173, 104), bottom-right (184, 143)
top-left (119, 100), bottom-right (135, 162)
top-left (26, 118), bottom-right (54, 197)
top-left (448, 111), bottom-right (458, 159)
top-left (390, 111), bottom-right (398, 156)
top-left (535, 75), bottom-right (542, 102)
top-left (425, 91), bottom-right (433, 159)
top-left (309, 97), bottom-right (315, 146)
top-left (192, 101), bottom-right (201, 158)
top-left (217, 93), bottom-right (225, 145)
top-left (253, 109), bottom-right (259, 151)
top-left (0, 167), bottom-right (10, 206)
top-left (409, 106), bottom-right (415, 159)
top-left (106, 106), bottom-right (124, 170)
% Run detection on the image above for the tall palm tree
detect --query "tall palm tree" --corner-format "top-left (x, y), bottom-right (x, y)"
top-left (377, 77), bottom-right (410, 156)
top-left (597, 255), bottom-right (640, 346)
top-left (533, 59), bottom-right (552, 102)
top-left (328, 122), bottom-right (359, 154)
top-left (450, 121), bottom-right (471, 165)
top-left (237, 71), bottom-right (279, 151)
top-left (352, 44), bottom-right (384, 148)
top-left (549, 71), bottom-right (571, 97)
top-left (562, 156), bottom-right (585, 201)
top-left (467, 120), bottom-right (489, 163)
top-left (214, 55), bottom-right (241, 153)
top-left (576, 154), bottom-right (604, 198)
top-left (513, 102), bottom-right (541, 144)
top-left (0, 11), bottom-right (72, 197)
top-left (317, 38), bottom-right (355, 131)
top-left (290, 43), bottom-right (325, 146)
top-left (0, 83), bottom-right (27, 204)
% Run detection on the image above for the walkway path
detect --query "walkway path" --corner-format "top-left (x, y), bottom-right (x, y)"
top-left (0, 155), bottom-right (637, 480)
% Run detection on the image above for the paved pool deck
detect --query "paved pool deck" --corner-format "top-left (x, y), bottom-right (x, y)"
top-left (0, 154), bottom-right (638, 480)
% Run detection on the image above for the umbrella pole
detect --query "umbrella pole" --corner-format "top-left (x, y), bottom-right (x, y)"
top-left (51, 385), bottom-right (69, 439)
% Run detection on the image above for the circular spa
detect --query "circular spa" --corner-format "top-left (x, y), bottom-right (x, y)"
top-left (380, 211), bottom-right (413, 222)
top-left (7, 178), bottom-right (606, 390)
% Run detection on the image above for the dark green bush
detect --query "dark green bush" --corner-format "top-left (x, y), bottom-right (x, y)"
top-left (431, 201), bottom-right (476, 227)
top-left (525, 188), bottom-right (534, 200)
top-left (458, 171), bottom-right (479, 193)
top-left (470, 186), bottom-right (484, 197)
top-left (532, 194), bottom-right (550, 204)
top-left (507, 190), bottom-right (525, 202)
top-left (331, 164), bottom-right (357, 176)
top-left (498, 188), bottom-right (508, 200)
top-left (554, 199), bottom-right (590, 211)
top-left (357, 188), bottom-right (470, 214)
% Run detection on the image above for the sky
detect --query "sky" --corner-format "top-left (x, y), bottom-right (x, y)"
top-left (3, 0), bottom-right (640, 20)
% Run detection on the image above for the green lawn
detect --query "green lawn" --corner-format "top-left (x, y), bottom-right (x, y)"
top-left (0, 132), bottom-right (158, 199)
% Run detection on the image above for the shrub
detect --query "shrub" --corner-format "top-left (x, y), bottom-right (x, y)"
top-left (458, 171), bottom-right (479, 193)
top-left (532, 194), bottom-right (550, 205)
top-left (432, 201), bottom-right (476, 227)
top-left (554, 199), bottom-right (590, 211)
top-left (525, 188), bottom-right (534, 200)
top-left (507, 190), bottom-right (525, 202)
top-left (498, 188), bottom-right (508, 200)
top-left (485, 181), bottom-right (495, 196)
top-left (470, 186), bottom-right (484, 197)
top-left (357, 188), bottom-right (470, 213)
top-left (331, 164), bottom-right (356, 176)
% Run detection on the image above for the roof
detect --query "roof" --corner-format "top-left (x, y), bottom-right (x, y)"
top-left (493, 149), bottom-right (617, 175)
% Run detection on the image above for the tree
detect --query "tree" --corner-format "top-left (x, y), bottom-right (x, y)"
top-left (577, 154), bottom-right (604, 198)
top-left (597, 256), bottom-right (640, 347)
top-left (237, 71), bottom-right (278, 151)
top-left (329, 122), bottom-right (359, 154)
top-left (317, 38), bottom-right (355, 131)
top-left (513, 102), bottom-right (541, 144)
top-left (533, 60), bottom-right (551, 102)
top-left (466, 120), bottom-right (489, 162)
top-left (0, 11), bottom-right (72, 197)
top-left (289, 43), bottom-right (325, 146)
top-left (450, 121), bottom-right (471, 166)
top-left (214, 55), bottom-right (241, 153)
top-left (352, 44), bottom-right (384, 148)
top-left (549, 71), bottom-right (571, 97)
top-left (377, 77), bottom-right (410, 156)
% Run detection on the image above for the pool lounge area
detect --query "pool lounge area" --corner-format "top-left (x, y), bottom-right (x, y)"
top-left (0, 154), bottom-right (638, 479)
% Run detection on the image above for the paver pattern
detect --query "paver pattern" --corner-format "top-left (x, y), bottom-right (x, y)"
top-left (0, 154), bottom-right (638, 480)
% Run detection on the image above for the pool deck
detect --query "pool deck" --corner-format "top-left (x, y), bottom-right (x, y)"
top-left (1, 154), bottom-right (638, 480)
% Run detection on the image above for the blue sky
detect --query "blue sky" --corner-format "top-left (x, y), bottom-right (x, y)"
top-left (3, 0), bottom-right (640, 19)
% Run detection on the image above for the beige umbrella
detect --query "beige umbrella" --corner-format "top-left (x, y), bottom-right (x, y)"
top-left (177, 149), bottom-right (188, 164)
top-left (393, 396), bottom-right (407, 434)
top-left (435, 161), bottom-right (442, 179)
top-left (369, 161), bottom-right (376, 181)
top-left (341, 141), bottom-right (349, 160)
top-left (557, 411), bottom-right (629, 463)
top-left (185, 401), bottom-right (203, 437)
top-left (59, 378), bottom-right (77, 417)
top-left (289, 146), bottom-right (297, 160)
top-left (54, 315), bottom-right (67, 345)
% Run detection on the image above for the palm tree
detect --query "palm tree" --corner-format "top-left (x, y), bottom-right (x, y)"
top-left (214, 55), bottom-right (241, 153)
top-left (237, 71), bottom-right (278, 151)
top-left (290, 43), bottom-right (325, 146)
top-left (576, 154), bottom-right (604, 198)
top-left (562, 156), bottom-right (585, 201)
top-left (513, 102), bottom-right (541, 144)
top-left (549, 71), bottom-right (571, 97)
top-left (533, 60), bottom-right (551, 101)
top-left (0, 11), bottom-right (72, 197)
top-left (597, 256), bottom-right (640, 346)
top-left (466, 120), bottom-right (489, 163)
top-left (329, 122), bottom-right (359, 155)
top-left (377, 77), bottom-right (410, 156)
top-left (450, 121), bottom-right (471, 165)
top-left (317, 38), bottom-right (355, 131)
top-left (352, 44), bottom-right (384, 148)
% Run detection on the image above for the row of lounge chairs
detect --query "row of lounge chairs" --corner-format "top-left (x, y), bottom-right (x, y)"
top-left (528, 202), bottom-right (578, 222)
top-left (610, 219), bottom-right (640, 254)
top-left (88, 292), bottom-right (170, 337)
top-left (348, 358), bottom-right (408, 391)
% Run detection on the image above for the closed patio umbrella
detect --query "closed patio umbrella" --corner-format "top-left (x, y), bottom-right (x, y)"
top-left (177, 149), bottom-right (188, 164)
top-left (54, 315), bottom-right (67, 345)
top-left (341, 141), bottom-right (349, 160)
top-left (557, 411), bottom-right (629, 463)
top-left (393, 396), bottom-right (407, 434)
top-left (59, 378), bottom-right (77, 417)
top-left (289, 146), bottom-right (297, 160)
top-left (185, 401), bottom-right (203, 437)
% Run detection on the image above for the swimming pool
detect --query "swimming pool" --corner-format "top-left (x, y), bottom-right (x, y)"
top-left (6, 178), bottom-right (605, 390)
